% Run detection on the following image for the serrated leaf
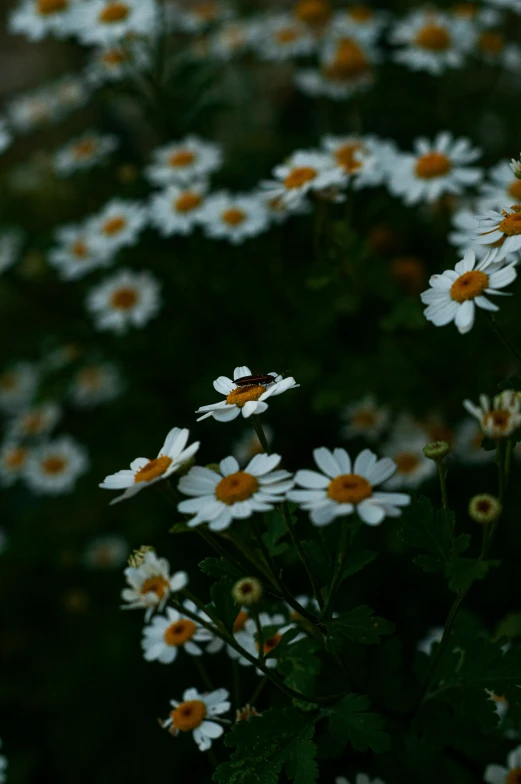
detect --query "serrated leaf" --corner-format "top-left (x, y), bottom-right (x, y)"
top-left (262, 510), bottom-right (289, 556)
top-left (327, 694), bottom-right (391, 753)
top-left (326, 606), bottom-right (395, 651)
top-left (213, 707), bottom-right (320, 784)
top-left (445, 558), bottom-right (497, 591)
top-left (199, 557), bottom-right (242, 580)
top-left (302, 538), bottom-right (331, 583)
top-left (208, 577), bottom-right (237, 633)
top-left (276, 638), bottom-right (322, 694)
top-left (398, 495), bottom-right (465, 572)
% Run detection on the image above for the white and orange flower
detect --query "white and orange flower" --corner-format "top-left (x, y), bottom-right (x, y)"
top-left (86, 268), bottom-right (161, 333)
top-left (24, 435), bottom-right (88, 494)
top-left (161, 687), bottom-right (230, 751)
top-left (146, 136), bottom-right (222, 187)
top-left (121, 549), bottom-right (188, 619)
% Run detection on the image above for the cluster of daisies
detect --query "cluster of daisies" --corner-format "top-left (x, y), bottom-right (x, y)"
top-left (0, 348), bottom-right (122, 495)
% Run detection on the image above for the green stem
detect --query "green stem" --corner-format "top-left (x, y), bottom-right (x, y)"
top-left (436, 460), bottom-right (456, 555)
top-left (252, 606), bottom-right (265, 666)
top-left (194, 656), bottom-right (214, 691)
top-left (486, 313), bottom-right (521, 364)
top-left (249, 676), bottom-right (268, 707)
top-left (319, 521), bottom-right (349, 621)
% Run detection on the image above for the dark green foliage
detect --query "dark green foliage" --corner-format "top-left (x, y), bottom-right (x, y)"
top-left (327, 694), bottom-right (391, 753)
top-left (208, 576), bottom-right (238, 633)
top-left (326, 606), bottom-right (395, 650)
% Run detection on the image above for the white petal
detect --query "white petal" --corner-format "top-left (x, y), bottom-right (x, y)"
top-left (454, 300), bottom-right (475, 334)
top-left (213, 376), bottom-right (235, 394)
top-left (353, 449), bottom-right (377, 477)
top-left (233, 366), bottom-right (252, 380)
top-left (313, 447), bottom-right (341, 478)
top-left (294, 469), bottom-right (329, 489)
top-left (357, 499), bottom-right (386, 525)
top-left (220, 456), bottom-right (239, 476)
top-left (246, 453), bottom-right (281, 476)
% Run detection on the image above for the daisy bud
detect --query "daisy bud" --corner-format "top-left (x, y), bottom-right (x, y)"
top-left (232, 577), bottom-right (263, 606)
top-left (510, 156), bottom-right (521, 180)
top-left (128, 544), bottom-right (154, 568)
top-left (423, 441), bottom-right (450, 461)
top-left (236, 704), bottom-right (260, 722)
top-left (468, 494), bottom-right (501, 525)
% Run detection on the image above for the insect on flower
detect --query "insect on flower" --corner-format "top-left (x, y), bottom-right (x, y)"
top-left (233, 373), bottom-right (277, 387)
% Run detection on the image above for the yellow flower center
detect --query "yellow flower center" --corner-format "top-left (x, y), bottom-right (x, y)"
top-left (77, 367), bottom-right (102, 389)
top-left (110, 286), bottom-right (138, 310)
top-left (452, 2), bottom-right (477, 18)
top-left (348, 4), bottom-right (374, 21)
top-left (174, 192), bottom-right (202, 213)
top-left (168, 149), bottom-right (196, 168)
top-left (71, 239), bottom-right (89, 258)
top-left (221, 208), bottom-right (246, 226)
top-left (194, 1), bottom-right (218, 21)
top-left (4, 446), bottom-right (28, 470)
top-left (352, 409), bottom-right (377, 428)
top-left (484, 410), bottom-right (514, 434)
top-left (98, 2), bottom-right (130, 23)
top-left (37, 0), bottom-right (67, 14)
top-left (508, 180), bottom-right (521, 200)
top-left (284, 166), bottom-right (317, 189)
top-left (215, 471), bottom-right (259, 505)
top-left (233, 610), bottom-right (248, 632)
top-left (294, 0), bottom-right (331, 25)
top-left (415, 24), bottom-right (451, 51)
top-left (394, 452), bottom-right (421, 474)
top-left (324, 39), bottom-right (370, 80)
top-left (102, 49), bottom-right (127, 66)
top-left (507, 770), bottom-right (521, 784)
top-left (276, 27), bottom-right (298, 44)
top-left (499, 208), bottom-right (521, 235)
top-left (73, 138), bottom-right (97, 159)
top-left (415, 152), bottom-right (452, 179)
top-left (327, 473), bottom-right (373, 503)
top-left (450, 270), bottom-right (489, 302)
top-left (335, 142), bottom-right (363, 173)
top-left (257, 633), bottom-right (282, 654)
top-left (140, 575), bottom-right (169, 598)
top-left (134, 455), bottom-right (173, 483)
top-left (23, 412), bottom-right (44, 435)
top-left (479, 31), bottom-right (504, 56)
top-left (102, 216), bottom-right (126, 235)
top-left (41, 456), bottom-right (67, 474)
top-left (226, 384), bottom-right (266, 407)
top-left (164, 619), bottom-right (197, 646)
top-left (171, 700), bottom-right (207, 732)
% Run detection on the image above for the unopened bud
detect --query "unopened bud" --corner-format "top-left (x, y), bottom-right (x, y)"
top-left (235, 704), bottom-right (260, 722)
top-left (423, 440), bottom-right (450, 461)
top-left (468, 494), bottom-right (501, 524)
top-left (128, 545), bottom-right (154, 567)
top-left (232, 577), bottom-right (263, 606)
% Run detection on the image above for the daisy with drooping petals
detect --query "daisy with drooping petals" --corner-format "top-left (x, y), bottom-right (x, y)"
top-left (479, 161), bottom-right (521, 210)
top-left (53, 131), bottom-right (118, 176)
top-left (262, 150), bottom-right (346, 211)
top-left (463, 391), bottom-right (521, 439)
top-left (0, 120), bottom-right (12, 155)
top-left (383, 416), bottom-right (436, 489)
top-left (342, 395), bottom-right (390, 442)
top-left (177, 454), bottom-right (294, 531)
top-left (390, 9), bottom-right (470, 75)
top-left (88, 199), bottom-right (147, 257)
top-left (7, 401), bottom-right (61, 441)
top-left (288, 447), bottom-right (410, 526)
top-left (321, 134), bottom-right (396, 189)
top-left (9, 0), bottom-right (77, 41)
top-left (149, 182), bottom-right (207, 237)
top-left (86, 268), bottom-right (161, 334)
top-left (229, 612), bottom-right (301, 670)
top-left (161, 687), bottom-right (230, 751)
top-left (196, 366), bottom-right (299, 422)
top-left (141, 601), bottom-right (216, 664)
top-left (70, 362), bottom-right (122, 407)
top-left (0, 441), bottom-right (30, 487)
top-left (0, 230), bottom-right (22, 275)
top-left (420, 249), bottom-right (517, 335)
top-left (48, 222), bottom-right (112, 281)
top-left (470, 204), bottom-right (521, 264)
top-left (70, 0), bottom-right (158, 45)
top-left (453, 418), bottom-right (495, 464)
top-left (336, 775), bottom-right (386, 784)
top-left (146, 136), bottom-right (222, 187)
top-left (199, 192), bottom-right (269, 244)
top-left (24, 435), bottom-right (88, 494)
top-left (252, 14), bottom-right (315, 61)
top-left (485, 745), bottom-right (521, 784)
top-left (84, 535), bottom-right (128, 569)
top-left (121, 549), bottom-right (188, 620)
top-left (389, 133), bottom-right (482, 206)
top-left (100, 427), bottom-right (199, 504)
top-left (0, 362), bottom-right (38, 413)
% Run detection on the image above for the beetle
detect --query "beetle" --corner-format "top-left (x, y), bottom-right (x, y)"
top-left (234, 373), bottom-right (276, 387)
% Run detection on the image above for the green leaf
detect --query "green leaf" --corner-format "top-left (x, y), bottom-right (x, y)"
top-left (398, 495), bottom-right (468, 573)
top-left (327, 694), bottom-right (391, 753)
top-left (199, 557), bottom-right (242, 580)
top-left (276, 638), bottom-right (322, 694)
top-left (262, 510), bottom-right (289, 556)
top-left (208, 577), bottom-right (237, 633)
top-left (445, 558), bottom-right (498, 591)
top-left (339, 549), bottom-right (378, 584)
top-left (495, 612), bottom-right (521, 640)
top-left (302, 538), bottom-right (331, 583)
top-left (326, 606), bottom-right (395, 651)
top-left (169, 521), bottom-right (192, 534)
top-left (213, 707), bottom-right (320, 784)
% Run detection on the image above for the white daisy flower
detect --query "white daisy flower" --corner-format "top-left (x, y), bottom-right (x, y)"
top-left (384, 417), bottom-right (436, 489)
top-left (87, 269), bottom-right (161, 334)
top-left (70, 362), bottom-right (122, 407)
top-left (9, 0), bottom-right (77, 40)
top-left (421, 249), bottom-right (517, 334)
top-left (141, 601), bottom-right (215, 663)
top-left (453, 417), bottom-right (495, 464)
top-left (336, 775), bottom-right (385, 784)
top-left (196, 366), bottom-right (299, 422)
top-left (450, 3), bottom-right (500, 27)
top-left (85, 43), bottom-right (149, 84)
top-left (390, 9), bottom-right (470, 75)
top-left (100, 426), bottom-right (199, 504)
top-left (417, 625), bottom-right (444, 655)
top-left (53, 131), bottom-right (118, 176)
top-left (6, 89), bottom-right (59, 133)
top-left (173, 1), bottom-right (232, 32)
top-left (0, 119), bottom-right (12, 155)
top-left (48, 222), bottom-right (112, 281)
top-left (463, 391), bottom-right (521, 439)
top-left (199, 191), bottom-right (269, 244)
top-left (49, 75), bottom-right (90, 119)
top-left (84, 535), bottom-right (128, 569)
top-left (233, 425), bottom-right (273, 466)
top-left (229, 611), bottom-right (300, 670)
top-left (0, 230), bottom-right (23, 275)
top-left (149, 182), bottom-right (208, 237)
top-left (342, 395), bottom-right (390, 442)
top-left (161, 687), bottom-right (230, 751)
top-left (121, 549), bottom-right (188, 619)
top-left (485, 745), bottom-right (521, 784)
top-left (474, 30), bottom-right (521, 70)
top-left (262, 150), bottom-right (346, 211)
top-left (389, 133), bottom-right (482, 206)
top-left (177, 453), bottom-right (294, 532)
top-left (70, 0), bottom-right (158, 45)
top-left (322, 134), bottom-right (396, 188)
top-left (252, 14), bottom-right (315, 61)
top-left (330, 6), bottom-right (390, 44)
top-left (146, 136), bottom-right (222, 187)
top-left (470, 204), bottom-right (521, 263)
top-left (288, 446), bottom-right (410, 526)
top-left (24, 435), bottom-right (88, 494)
top-left (0, 362), bottom-right (39, 413)
top-left (478, 161), bottom-right (521, 211)
top-left (0, 740), bottom-right (7, 784)
top-left (448, 208), bottom-right (519, 264)
top-left (296, 35), bottom-right (377, 100)
top-left (210, 20), bottom-right (253, 59)
top-left (88, 199), bottom-right (148, 257)
top-left (7, 401), bottom-right (61, 441)
top-left (0, 441), bottom-right (30, 486)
